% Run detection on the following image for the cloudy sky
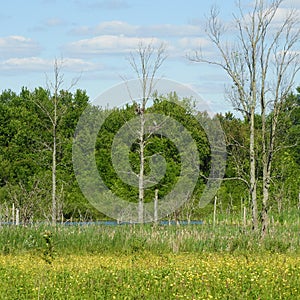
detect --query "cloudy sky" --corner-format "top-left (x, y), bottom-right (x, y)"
top-left (1, 0), bottom-right (299, 113)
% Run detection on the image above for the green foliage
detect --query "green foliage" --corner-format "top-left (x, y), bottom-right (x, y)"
top-left (0, 85), bottom-right (299, 222)
top-left (216, 87), bottom-right (300, 214)
top-left (95, 93), bottom-right (210, 205)
top-left (0, 87), bottom-right (95, 221)
top-left (41, 230), bottom-right (56, 264)
top-left (270, 88), bottom-right (300, 208)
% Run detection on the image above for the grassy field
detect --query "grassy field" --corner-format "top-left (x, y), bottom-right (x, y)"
top-left (1, 252), bottom-right (299, 299)
top-left (0, 210), bottom-right (299, 299)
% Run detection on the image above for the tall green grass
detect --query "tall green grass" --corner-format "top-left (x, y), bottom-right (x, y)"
top-left (0, 208), bottom-right (299, 256)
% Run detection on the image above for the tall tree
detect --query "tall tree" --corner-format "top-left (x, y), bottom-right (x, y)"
top-left (95, 93), bottom-right (210, 221)
top-left (32, 59), bottom-right (79, 225)
top-left (191, 0), bottom-right (300, 234)
top-left (127, 42), bottom-right (166, 223)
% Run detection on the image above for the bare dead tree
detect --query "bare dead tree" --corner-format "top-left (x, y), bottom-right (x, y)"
top-left (127, 42), bottom-right (167, 223)
top-left (190, 0), bottom-right (300, 234)
top-left (6, 180), bottom-right (48, 225)
top-left (33, 58), bottom-right (79, 225)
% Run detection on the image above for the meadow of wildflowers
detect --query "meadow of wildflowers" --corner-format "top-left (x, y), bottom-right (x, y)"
top-left (0, 252), bottom-right (299, 299)
top-left (0, 218), bottom-right (300, 299)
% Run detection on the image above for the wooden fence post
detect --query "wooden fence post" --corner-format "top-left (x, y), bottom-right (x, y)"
top-left (213, 196), bottom-right (217, 227)
top-left (154, 189), bottom-right (158, 224)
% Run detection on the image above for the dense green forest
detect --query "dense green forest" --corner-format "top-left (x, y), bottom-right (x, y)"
top-left (0, 85), bottom-right (299, 224)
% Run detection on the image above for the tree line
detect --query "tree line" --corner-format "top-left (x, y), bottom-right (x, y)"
top-left (0, 84), bottom-right (299, 225)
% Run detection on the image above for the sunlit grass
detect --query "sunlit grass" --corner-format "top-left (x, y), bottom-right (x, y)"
top-left (0, 210), bottom-right (299, 299)
top-left (0, 217), bottom-right (299, 255)
top-left (1, 252), bottom-right (299, 299)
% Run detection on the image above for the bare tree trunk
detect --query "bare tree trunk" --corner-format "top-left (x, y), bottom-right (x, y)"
top-left (261, 110), bottom-right (277, 236)
top-left (16, 209), bottom-right (19, 226)
top-left (250, 108), bottom-right (258, 230)
top-left (52, 120), bottom-right (57, 225)
top-left (128, 42), bottom-right (166, 223)
top-left (51, 62), bottom-right (59, 226)
top-left (138, 108), bottom-right (145, 223)
top-left (154, 189), bottom-right (158, 223)
top-left (33, 59), bottom-right (79, 224)
top-left (12, 203), bottom-right (15, 225)
top-left (213, 195), bottom-right (217, 227)
top-left (261, 98), bottom-right (269, 236)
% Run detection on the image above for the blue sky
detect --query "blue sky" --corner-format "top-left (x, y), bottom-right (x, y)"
top-left (0, 0), bottom-right (299, 113)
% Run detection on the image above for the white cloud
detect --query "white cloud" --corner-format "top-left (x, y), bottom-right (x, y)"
top-left (65, 35), bottom-right (166, 55)
top-left (63, 58), bottom-right (103, 72)
top-left (240, 2), bottom-right (300, 29)
top-left (269, 7), bottom-right (300, 26)
top-left (66, 21), bottom-right (209, 58)
top-left (94, 21), bottom-right (138, 35)
top-left (70, 21), bottom-right (205, 37)
top-left (177, 37), bottom-right (211, 49)
top-left (140, 24), bottom-right (204, 37)
top-left (0, 57), bottom-right (101, 73)
top-left (0, 57), bottom-right (51, 72)
top-left (282, 0), bottom-right (300, 9)
top-left (0, 36), bottom-right (41, 58)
